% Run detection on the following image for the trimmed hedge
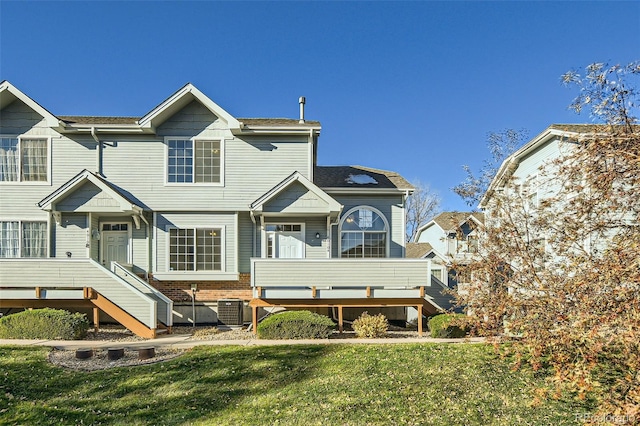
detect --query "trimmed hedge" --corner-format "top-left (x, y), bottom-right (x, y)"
top-left (257, 310), bottom-right (335, 339)
top-left (428, 313), bottom-right (470, 338)
top-left (0, 308), bottom-right (90, 340)
top-left (352, 312), bottom-right (388, 338)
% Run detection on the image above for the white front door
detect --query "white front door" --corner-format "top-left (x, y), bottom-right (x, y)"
top-left (265, 224), bottom-right (304, 259)
top-left (275, 232), bottom-right (303, 258)
top-left (101, 224), bottom-right (130, 266)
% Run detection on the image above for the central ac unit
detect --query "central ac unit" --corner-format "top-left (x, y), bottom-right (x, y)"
top-left (217, 299), bottom-right (243, 328)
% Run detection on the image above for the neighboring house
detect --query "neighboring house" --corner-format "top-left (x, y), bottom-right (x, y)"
top-left (0, 81), bottom-right (451, 337)
top-left (478, 124), bottom-right (598, 211)
top-left (408, 212), bottom-right (484, 287)
top-left (477, 124), bottom-right (635, 272)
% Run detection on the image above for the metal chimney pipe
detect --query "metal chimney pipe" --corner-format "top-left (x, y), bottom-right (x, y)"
top-left (299, 96), bottom-right (306, 123)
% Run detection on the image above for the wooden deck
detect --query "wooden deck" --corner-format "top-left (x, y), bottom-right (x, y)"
top-left (0, 259), bottom-right (173, 338)
top-left (250, 258), bottom-right (455, 335)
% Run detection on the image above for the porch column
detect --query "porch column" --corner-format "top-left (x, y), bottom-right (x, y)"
top-left (338, 305), bottom-right (344, 333)
top-left (417, 305), bottom-right (422, 337)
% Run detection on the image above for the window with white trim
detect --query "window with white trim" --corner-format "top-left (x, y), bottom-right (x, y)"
top-left (431, 268), bottom-right (443, 282)
top-left (167, 139), bottom-right (221, 184)
top-left (340, 207), bottom-right (388, 258)
top-left (0, 221), bottom-right (47, 258)
top-left (169, 228), bottom-right (222, 271)
top-left (0, 137), bottom-right (48, 182)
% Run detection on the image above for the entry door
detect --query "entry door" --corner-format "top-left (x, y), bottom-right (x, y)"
top-left (275, 232), bottom-right (303, 258)
top-left (266, 224), bottom-right (304, 259)
top-left (101, 226), bottom-right (129, 266)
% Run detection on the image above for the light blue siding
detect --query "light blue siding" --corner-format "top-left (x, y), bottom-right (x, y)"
top-left (154, 212), bottom-right (237, 279)
top-left (54, 213), bottom-right (88, 258)
top-left (330, 194), bottom-right (405, 258)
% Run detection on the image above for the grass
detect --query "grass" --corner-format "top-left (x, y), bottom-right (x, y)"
top-left (0, 343), bottom-right (591, 425)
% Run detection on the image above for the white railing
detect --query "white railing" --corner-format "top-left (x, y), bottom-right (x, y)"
top-left (250, 258), bottom-right (454, 311)
top-left (0, 258), bottom-right (158, 328)
top-left (111, 262), bottom-right (173, 327)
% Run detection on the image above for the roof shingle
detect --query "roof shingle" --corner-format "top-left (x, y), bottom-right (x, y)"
top-left (405, 242), bottom-right (434, 258)
top-left (432, 212), bottom-right (484, 231)
top-left (314, 165), bottom-right (413, 190)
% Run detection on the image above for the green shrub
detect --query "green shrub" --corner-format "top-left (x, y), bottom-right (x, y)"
top-left (0, 308), bottom-right (90, 340)
top-left (352, 312), bottom-right (388, 338)
top-left (428, 313), bottom-right (470, 338)
top-left (257, 310), bottom-right (335, 339)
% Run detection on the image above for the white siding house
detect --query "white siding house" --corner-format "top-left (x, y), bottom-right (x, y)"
top-left (409, 212), bottom-right (484, 287)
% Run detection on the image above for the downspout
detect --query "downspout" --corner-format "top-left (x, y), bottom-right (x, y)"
top-left (90, 127), bottom-right (102, 176)
top-left (402, 189), bottom-right (410, 255)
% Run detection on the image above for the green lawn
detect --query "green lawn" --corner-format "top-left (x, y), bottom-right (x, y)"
top-left (0, 344), bottom-right (590, 425)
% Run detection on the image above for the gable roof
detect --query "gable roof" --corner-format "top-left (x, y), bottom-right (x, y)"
top-left (405, 242), bottom-right (434, 259)
top-left (314, 166), bottom-right (413, 191)
top-left (38, 169), bottom-right (144, 213)
top-left (250, 171), bottom-right (342, 217)
top-left (478, 124), bottom-right (603, 208)
top-left (138, 83), bottom-right (241, 131)
top-left (2, 81), bottom-right (320, 135)
top-left (414, 211), bottom-right (484, 242)
top-left (432, 212), bottom-right (484, 231)
top-left (0, 80), bottom-right (61, 127)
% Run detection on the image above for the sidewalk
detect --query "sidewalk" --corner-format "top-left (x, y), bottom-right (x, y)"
top-left (0, 334), bottom-right (486, 350)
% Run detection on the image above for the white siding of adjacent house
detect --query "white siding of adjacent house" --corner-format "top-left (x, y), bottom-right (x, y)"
top-left (416, 224), bottom-right (447, 254)
top-left (513, 138), bottom-right (562, 182)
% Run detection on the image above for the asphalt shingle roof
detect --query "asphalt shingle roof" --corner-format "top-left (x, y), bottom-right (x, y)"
top-left (432, 212), bottom-right (484, 231)
top-left (405, 242), bottom-right (434, 259)
top-left (59, 116), bottom-right (138, 125)
top-left (314, 166), bottom-right (413, 190)
top-left (58, 116), bottom-right (321, 127)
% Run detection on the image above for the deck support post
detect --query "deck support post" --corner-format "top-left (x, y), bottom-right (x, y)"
top-left (417, 305), bottom-right (423, 337)
top-left (338, 305), bottom-right (344, 333)
top-left (93, 307), bottom-right (100, 333)
top-left (252, 305), bottom-right (258, 335)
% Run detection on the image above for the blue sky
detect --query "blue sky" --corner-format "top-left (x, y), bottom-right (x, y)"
top-left (1, 1), bottom-right (638, 212)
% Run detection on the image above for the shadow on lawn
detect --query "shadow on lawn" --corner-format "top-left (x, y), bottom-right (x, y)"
top-left (0, 345), bottom-right (333, 425)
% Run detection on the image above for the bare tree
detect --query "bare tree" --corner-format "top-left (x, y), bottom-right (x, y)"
top-left (453, 129), bottom-right (528, 208)
top-left (456, 61), bottom-right (640, 419)
top-left (405, 180), bottom-right (441, 242)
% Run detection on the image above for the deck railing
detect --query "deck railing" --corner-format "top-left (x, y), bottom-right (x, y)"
top-left (111, 262), bottom-right (173, 327)
top-left (250, 258), bottom-right (453, 311)
top-left (0, 258), bottom-right (159, 328)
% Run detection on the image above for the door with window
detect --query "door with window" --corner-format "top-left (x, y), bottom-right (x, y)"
top-left (101, 223), bottom-right (129, 267)
top-left (265, 224), bottom-right (304, 259)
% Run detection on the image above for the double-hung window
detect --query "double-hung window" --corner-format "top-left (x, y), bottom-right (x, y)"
top-left (0, 221), bottom-right (47, 258)
top-left (167, 138), bottom-right (222, 184)
top-left (339, 207), bottom-right (389, 258)
top-left (0, 137), bottom-right (49, 182)
top-left (169, 227), bottom-right (222, 271)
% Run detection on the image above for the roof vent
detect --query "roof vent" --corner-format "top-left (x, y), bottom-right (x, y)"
top-left (299, 96), bottom-right (306, 123)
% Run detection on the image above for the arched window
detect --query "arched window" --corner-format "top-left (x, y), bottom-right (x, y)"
top-left (339, 206), bottom-right (389, 258)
